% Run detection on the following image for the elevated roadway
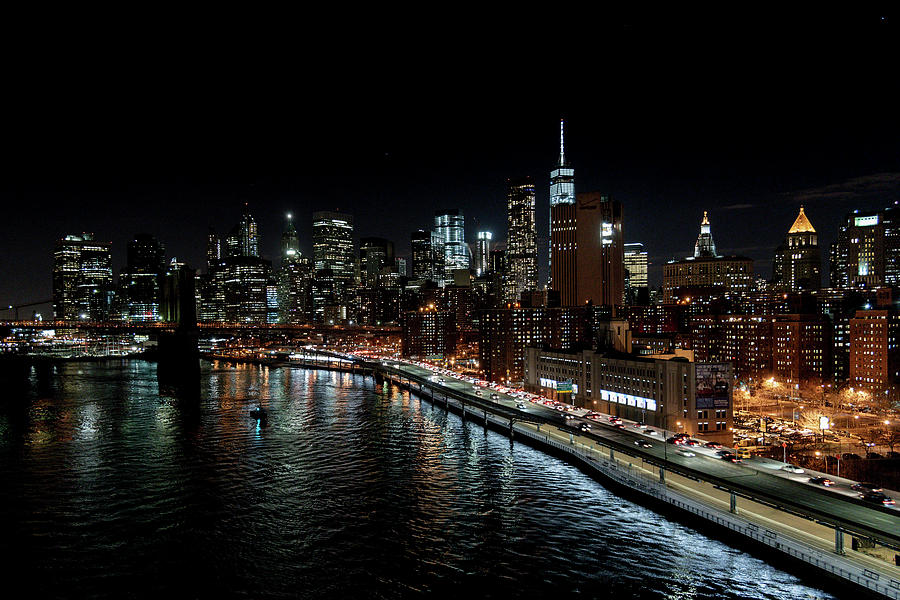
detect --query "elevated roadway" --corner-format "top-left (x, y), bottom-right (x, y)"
top-left (370, 358), bottom-right (900, 552)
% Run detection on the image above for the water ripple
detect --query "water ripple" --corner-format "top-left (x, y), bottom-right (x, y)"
top-left (0, 361), bottom-right (839, 599)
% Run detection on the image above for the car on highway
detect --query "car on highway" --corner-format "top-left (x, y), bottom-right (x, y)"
top-left (580, 423), bottom-right (592, 432)
top-left (705, 441), bottom-right (723, 449)
top-left (860, 491), bottom-right (896, 506)
top-left (634, 440), bottom-right (653, 448)
top-left (608, 416), bottom-right (622, 423)
top-left (474, 390), bottom-right (482, 396)
top-left (614, 423), bottom-right (626, 429)
top-left (850, 482), bottom-right (883, 493)
top-left (632, 422), bottom-right (648, 429)
top-left (666, 437), bottom-right (685, 445)
top-left (676, 449), bottom-right (696, 457)
top-left (437, 378), bottom-right (444, 383)
top-left (781, 464), bottom-right (804, 474)
top-left (718, 451), bottom-right (741, 463)
top-left (490, 393), bottom-right (499, 400)
top-left (683, 439), bottom-right (702, 447)
top-left (565, 414), bottom-right (575, 420)
top-left (516, 402), bottom-right (527, 410)
top-left (808, 477), bottom-right (835, 487)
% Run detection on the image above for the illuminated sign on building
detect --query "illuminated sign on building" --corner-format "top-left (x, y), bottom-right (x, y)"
top-left (599, 389), bottom-right (657, 411)
top-left (601, 222), bottom-right (613, 245)
top-left (854, 215), bottom-right (879, 227)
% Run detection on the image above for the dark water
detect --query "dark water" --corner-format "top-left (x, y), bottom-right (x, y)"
top-left (0, 360), bottom-right (839, 599)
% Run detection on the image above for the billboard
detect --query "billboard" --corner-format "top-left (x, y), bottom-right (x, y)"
top-left (696, 363), bottom-right (730, 409)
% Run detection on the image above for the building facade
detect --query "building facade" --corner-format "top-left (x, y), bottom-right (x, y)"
top-left (474, 231), bottom-right (492, 277)
top-left (478, 305), bottom-right (591, 384)
top-left (524, 347), bottom-right (734, 445)
top-left (402, 307), bottom-right (457, 360)
top-left (830, 206), bottom-right (900, 289)
top-left (434, 209), bottom-right (468, 282)
top-left (313, 211), bottom-right (355, 301)
top-left (550, 202), bottom-right (577, 305)
top-left (411, 229), bottom-right (445, 283)
top-left (624, 242), bottom-right (648, 304)
top-left (663, 257), bottom-right (754, 304)
top-left (849, 309), bottom-right (900, 402)
top-left (505, 177), bottom-right (538, 302)
top-left (120, 234), bottom-right (165, 322)
top-left (576, 192), bottom-right (625, 308)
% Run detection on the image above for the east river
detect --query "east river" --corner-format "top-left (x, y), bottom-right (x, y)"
top-left (0, 360), bottom-right (841, 599)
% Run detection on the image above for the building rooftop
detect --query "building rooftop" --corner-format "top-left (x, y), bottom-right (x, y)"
top-left (788, 206), bottom-right (816, 234)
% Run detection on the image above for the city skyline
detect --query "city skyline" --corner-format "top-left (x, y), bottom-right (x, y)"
top-left (1, 14), bottom-right (897, 311)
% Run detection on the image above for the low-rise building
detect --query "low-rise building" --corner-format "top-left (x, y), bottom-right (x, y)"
top-left (524, 347), bottom-right (733, 445)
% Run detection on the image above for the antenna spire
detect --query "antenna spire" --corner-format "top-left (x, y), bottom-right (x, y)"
top-left (559, 119), bottom-right (566, 166)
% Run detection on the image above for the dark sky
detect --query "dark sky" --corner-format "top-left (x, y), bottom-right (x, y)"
top-left (1, 11), bottom-right (898, 315)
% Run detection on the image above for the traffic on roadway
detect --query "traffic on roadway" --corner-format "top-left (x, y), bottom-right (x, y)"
top-left (371, 356), bottom-right (900, 548)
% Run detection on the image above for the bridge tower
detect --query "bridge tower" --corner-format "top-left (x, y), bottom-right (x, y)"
top-left (157, 262), bottom-right (200, 395)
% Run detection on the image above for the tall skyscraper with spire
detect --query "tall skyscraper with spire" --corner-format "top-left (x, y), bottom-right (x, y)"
top-left (549, 119), bottom-right (575, 293)
top-left (694, 211), bottom-right (719, 258)
top-left (281, 213), bottom-right (300, 261)
top-left (279, 213), bottom-right (312, 323)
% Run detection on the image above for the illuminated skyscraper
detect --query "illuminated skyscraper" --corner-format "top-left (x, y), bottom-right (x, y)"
top-left (278, 213), bottom-right (312, 323)
top-left (624, 242), bottom-right (648, 304)
top-left (411, 229), bottom-right (444, 282)
top-left (694, 211), bottom-right (718, 258)
top-left (505, 177), bottom-right (538, 302)
top-left (206, 228), bottom-right (221, 271)
top-left (435, 209), bottom-right (469, 282)
top-left (52, 233), bottom-right (113, 320)
top-left (830, 205), bottom-right (900, 289)
top-left (549, 119), bottom-right (575, 290)
top-left (662, 212), bottom-right (753, 303)
top-left (773, 207), bottom-right (821, 292)
top-left (547, 119), bottom-right (575, 290)
top-left (239, 203), bottom-right (259, 258)
top-left (360, 237), bottom-right (395, 287)
top-left (475, 231), bottom-right (492, 276)
top-left (121, 234), bottom-right (166, 322)
top-left (549, 120), bottom-right (575, 207)
top-left (222, 256), bottom-right (271, 322)
top-left (281, 213), bottom-right (300, 260)
top-left (312, 210), bottom-right (355, 299)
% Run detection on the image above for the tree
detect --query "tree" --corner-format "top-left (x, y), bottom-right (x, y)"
top-left (880, 427), bottom-right (900, 454)
top-left (858, 428), bottom-right (884, 456)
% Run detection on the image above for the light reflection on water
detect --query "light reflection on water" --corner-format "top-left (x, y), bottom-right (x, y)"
top-left (0, 360), bottom-right (839, 599)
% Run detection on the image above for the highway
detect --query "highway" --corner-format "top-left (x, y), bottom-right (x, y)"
top-left (377, 359), bottom-right (900, 550)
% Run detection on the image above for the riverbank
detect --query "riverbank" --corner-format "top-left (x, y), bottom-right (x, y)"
top-left (373, 361), bottom-right (900, 600)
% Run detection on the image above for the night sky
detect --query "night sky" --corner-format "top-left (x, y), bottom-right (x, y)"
top-left (1, 11), bottom-right (897, 316)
